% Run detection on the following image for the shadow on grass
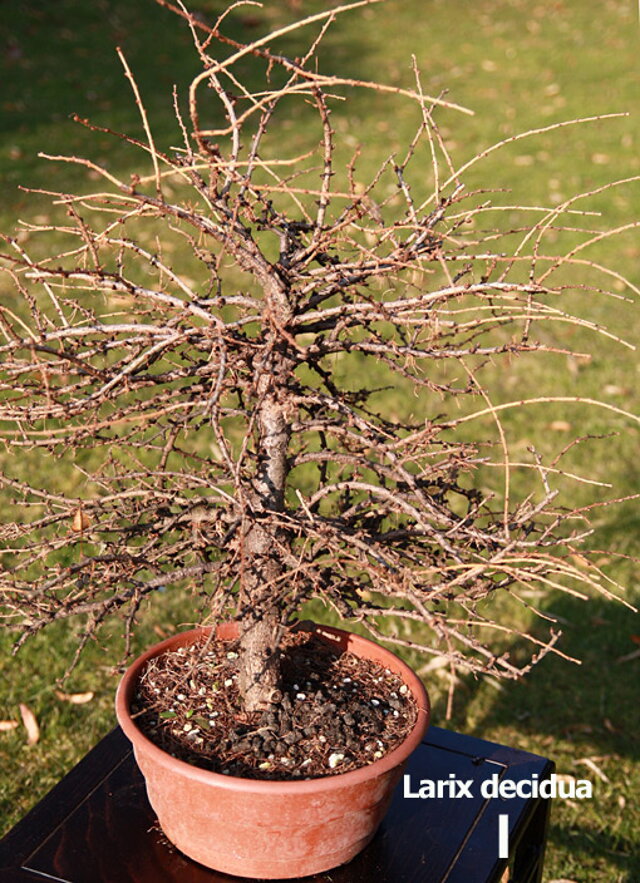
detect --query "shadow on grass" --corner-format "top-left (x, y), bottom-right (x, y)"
top-left (431, 584), bottom-right (639, 881)
top-left (545, 821), bottom-right (640, 883)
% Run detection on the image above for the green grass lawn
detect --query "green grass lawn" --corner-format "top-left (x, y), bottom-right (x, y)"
top-left (1, 1), bottom-right (639, 879)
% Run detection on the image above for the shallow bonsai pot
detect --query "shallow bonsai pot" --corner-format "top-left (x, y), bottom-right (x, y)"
top-left (115, 622), bottom-right (430, 879)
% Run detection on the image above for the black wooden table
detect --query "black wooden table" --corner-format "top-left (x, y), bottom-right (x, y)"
top-left (0, 726), bottom-right (553, 883)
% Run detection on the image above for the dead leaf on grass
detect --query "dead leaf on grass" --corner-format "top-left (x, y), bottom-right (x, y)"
top-left (0, 720), bottom-right (19, 732)
top-left (603, 717), bottom-right (621, 734)
top-left (616, 647), bottom-right (640, 664)
top-left (417, 656), bottom-right (449, 675)
top-left (55, 690), bottom-right (94, 705)
top-left (574, 756), bottom-right (610, 783)
top-left (19, 703), bottom-right (40, 745)
top-left (555, 773), bottom-right (577, 786)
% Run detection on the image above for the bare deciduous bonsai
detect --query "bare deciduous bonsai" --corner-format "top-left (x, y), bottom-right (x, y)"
top-left (0, 0), bottom-right (636, 715)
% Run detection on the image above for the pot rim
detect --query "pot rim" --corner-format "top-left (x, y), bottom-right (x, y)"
top-left (115, 622), bottom-right (430, 794)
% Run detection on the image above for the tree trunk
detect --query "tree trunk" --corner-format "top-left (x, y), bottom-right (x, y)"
top-left (238, 600), bottom-right (282, 711)
top-left (238, 364), bottom-right (293, 710)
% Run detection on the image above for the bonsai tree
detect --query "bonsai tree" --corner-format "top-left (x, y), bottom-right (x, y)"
top-left (0, 0), bottom-right (635, 714)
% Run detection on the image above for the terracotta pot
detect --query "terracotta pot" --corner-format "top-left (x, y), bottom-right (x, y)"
top-left (115, 622), bottom-right (430, 879)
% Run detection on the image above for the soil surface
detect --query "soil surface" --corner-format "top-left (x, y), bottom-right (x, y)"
top-left (132, 629), bottom-right (419, 780)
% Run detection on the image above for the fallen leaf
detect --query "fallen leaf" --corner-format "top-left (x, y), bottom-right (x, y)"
top-left (417, 656), bottom-right (449, 675)
top-left (603, 718), bottom-right (621, 734)
top-left (0, 720), bottom-right (19, 732)
top-left (55, 690), bottom-right (94, 705)
top-left (630, 634), bottom-right (640, 645)
top-left (574, 756), bottom-right (609, 783)
top-left (71, 508), bottom-right (91, 532)
top-left (549, 420), bottom-right (572, 431)
top-left (555, 773), bottom-right (577, 786)
top-left (19, 704), bottom-right (40, 745)
top-left (616, 647), bottom-right (640, 664)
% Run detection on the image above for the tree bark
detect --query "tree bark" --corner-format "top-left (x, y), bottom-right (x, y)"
top-left (238, 589), bottom-right (283, 711)
top-left (239, 388), bottom-right (292, 709)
